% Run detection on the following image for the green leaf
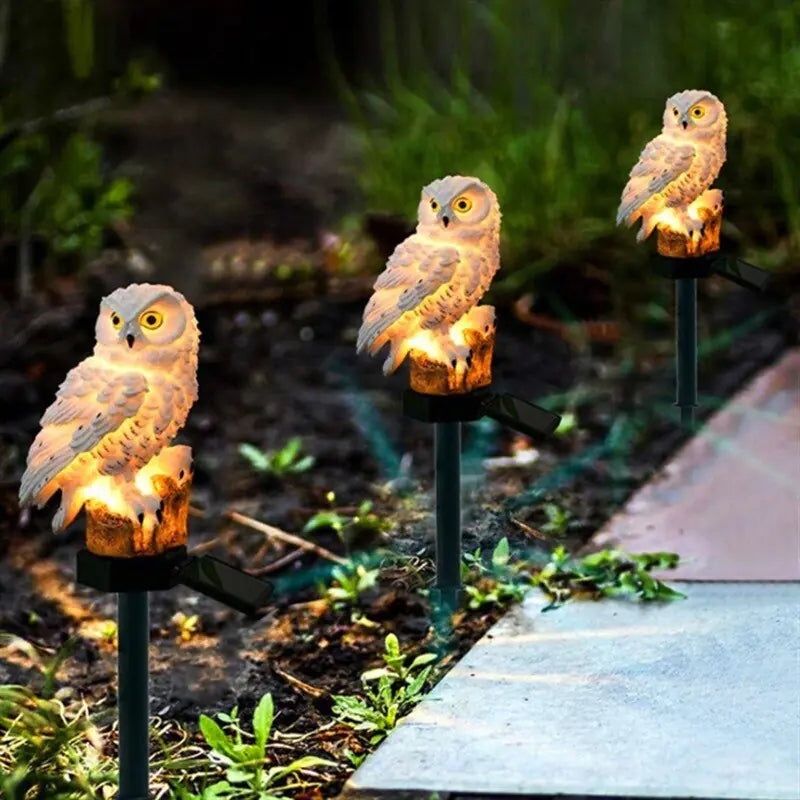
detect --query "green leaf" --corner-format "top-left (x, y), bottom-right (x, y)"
top-left (252, 692), bottom-right (273, 754)
top-left (303, 512), bottom-right (344, 533)
top-left (554, 411), bottom-right (577, 436)
top-left (384, 633), bottom-right (400, 658)
top-left (492, 537), bottom-right (510, 568)
top-left (405, 665), bottom-right (431, 698)
top-left (291, 455), bottom-right (316, 473)
top-left (238, 443), bottom-right (270, 472)
top-left (199, 715), bottom-right (233, 759)
top-left (225, 767), bottom-right (251, 784)
top-left (408, 653), bottom-right (437, 670)
top-left (264, 755), bottom-right (336, 785)
top-left (361, 667), bottom-right (394, 682)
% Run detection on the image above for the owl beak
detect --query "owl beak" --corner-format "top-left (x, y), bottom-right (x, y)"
top-left (441, 215), bottom-right (450, 228)
top-left (126, 334), bottom-right (135, 349)
top-left (680, 114), bottom-right (689, 130)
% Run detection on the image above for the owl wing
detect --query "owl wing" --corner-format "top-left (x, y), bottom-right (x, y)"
top-left (616, 136), bottom-right (696, 225)
top-left (19, 363), bottom-right (148, 507)
top-left (356, 238), bottom-right (460, 353)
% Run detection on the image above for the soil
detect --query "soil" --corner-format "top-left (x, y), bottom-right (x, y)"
top-left (0, 91), bottom-right (796, 796)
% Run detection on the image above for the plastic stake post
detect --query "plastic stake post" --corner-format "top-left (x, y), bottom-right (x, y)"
top-left (117, 591), bottom-right (150, 800)
top-left (676, 277), bottom-right (698, 428)
top-left (433, 421), bottom-right (462, 615)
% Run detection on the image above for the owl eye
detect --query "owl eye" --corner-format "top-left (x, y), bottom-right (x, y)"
top-left (453, 196), bottom-right (472, 213)
top-left (673, 107), bottom-right (679, 116)
top-left (691, 105), bottom-right (705, 119)
top-left (111, 313), bottom-right (122, 329)
top-left (139, 309), bottom-right (164, 330)
top-left (430, 199), bottom-right (439, 212)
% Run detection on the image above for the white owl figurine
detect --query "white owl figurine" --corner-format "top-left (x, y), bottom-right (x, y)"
top-left (19, 283), bottom-right (200, 534)
top-left (617, 89), bottom-right (727, 242)
top-left (357, 175), bottom-right (501, 375)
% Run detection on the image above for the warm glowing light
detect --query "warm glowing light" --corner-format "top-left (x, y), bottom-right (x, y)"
top-left (18, 284), bottom-right (199, 535)
top-left (617, 90), bottom-right (727, 242)
top-left (357, 175), bottom-right (501, 376)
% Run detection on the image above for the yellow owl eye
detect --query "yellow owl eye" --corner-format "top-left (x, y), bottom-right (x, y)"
top-left (111, 313), bottom-right (123, 329)
top-left (453, 196), bottom-right (472, 213)
top-left (691, 105), bottom-right (705, 118)
top-left (139, 309), bottom-right (164, 330)
top-left (430, 199), bottom-right (439, 211)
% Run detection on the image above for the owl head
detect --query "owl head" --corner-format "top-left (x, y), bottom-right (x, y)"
top-left (417, 175), bottom-right (500, 234)
top-left (662, 89), bottom-right (726, 139)
top-left (95, 283), bottom-right (199, 364)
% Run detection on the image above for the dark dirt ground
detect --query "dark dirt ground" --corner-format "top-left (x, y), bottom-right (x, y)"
top-left (0, 91), bottom-right (797, 796)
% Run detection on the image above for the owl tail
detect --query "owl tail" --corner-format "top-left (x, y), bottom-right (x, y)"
top-left (637, 214), bottom-right (658, 242)
top-left (51, 486), bottom-right (85, 533)
top-left (381, 337), bottom-right (411, 375)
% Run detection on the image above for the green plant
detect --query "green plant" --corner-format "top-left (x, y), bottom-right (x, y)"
top-left (540, 503), bottom-right (572, 535)
top-left (534, 546), bottom-right (686, 610)
top-left (238, 438), bottom-right (315, 478)
top-left (0, 130), bottom-right (133, 257)
top-left (303, 492), bottom-right (390, 545)
top-left (462, 537), bottom-right (529, 610)
top-left (332, 634), bottom-right (436, 744)
top-left (324, 561), bottom-right (380, 609)
top-left (171, 612), bottom-right (200, 642)
top-left (0, 635), bottom-right (115, 799)
top-left (328, 0), bottom-right (800, 294)
top-left (194, 693), bottom-right (334, 798)
top-left (554, 412), bottom-right (578, 437)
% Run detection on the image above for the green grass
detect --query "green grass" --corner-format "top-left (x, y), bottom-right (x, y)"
top-left (326, 0), bottom-right (800, 289)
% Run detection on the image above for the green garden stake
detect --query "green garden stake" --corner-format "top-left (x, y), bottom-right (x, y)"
top-left (117, 592), bottom-right (150, 800)
top-left (616, 90), bottom-right (766, 426)
top-left (675, 276), bottom-right (698, 427)
top-left (357, 176), bottom-right (561, 627)
top-left (434, 421), bottom-right (462, 614)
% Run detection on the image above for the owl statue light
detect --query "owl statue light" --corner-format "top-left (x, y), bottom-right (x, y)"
top-left (19, 283), bottom-right (199, 556)
top-left (617, 89), bottom-right (727, 250)
top-left (357, 175), bottom-right (501, 394)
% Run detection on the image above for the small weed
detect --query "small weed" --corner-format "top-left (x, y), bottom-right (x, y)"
top-left (192, 692), bottom-right (335, 798)
top-left (534, 546), bottom-right (685, 610)
top-left (171, 612), bottom-right (200, 643)
top-left (323, 561), bottom-right (380, 609)
top-left (332, 634), bottom-right (436, 744)
top-left (98, 620), bottom-right (117, 645)
top-left (462, 537), bottom-right (529, 611)
top-left (238, 438), bottom-right (315, 478)
top-left (554, 412), bottom-right (578, 437)
top-left (303, 492), bottom-right (390, 547)
top-left (0, 635), bottom-right (115, 798)
top-left (540, 503), bottom-right (572, 536)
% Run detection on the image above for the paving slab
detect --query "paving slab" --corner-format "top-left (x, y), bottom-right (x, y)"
top-left (589, 349), bottom-right (800, 580)
top-left (346, 584), bottom-right (800, 800)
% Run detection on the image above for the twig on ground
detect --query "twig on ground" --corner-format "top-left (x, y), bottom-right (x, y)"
top-left (190, 504), bottom-right (347, 564)
top-left (226, 510), bottom-right (349, 566)
top-left (248, 547), bottom-right (306, 576)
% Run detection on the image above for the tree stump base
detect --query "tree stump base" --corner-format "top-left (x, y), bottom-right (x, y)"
top-left (657, 190), bottom-right (723, 258)
top-left (85, 475), bottom-right (191, 558)
top-left (409, 325), bottom-right (495, 396)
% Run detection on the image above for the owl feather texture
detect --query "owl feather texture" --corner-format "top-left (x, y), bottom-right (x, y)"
top-left (617, 89), bottom-right (727, 242)
top-left (357, 175), bottom-right (501, 375)
top-left (19, 283), bottom-right (200, 533)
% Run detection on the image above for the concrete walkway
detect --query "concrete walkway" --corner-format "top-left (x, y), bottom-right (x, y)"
top-left (346, 353), bottom-right (800, 799)
top-left (347, 585), bottom-right (800, 799)
top-left (590, 348), bottom-right (800, 580)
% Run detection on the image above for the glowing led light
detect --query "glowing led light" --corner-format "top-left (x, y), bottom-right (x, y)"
top-left (18, 284), bottom-right (199, 548)
top-left (357, 175), bottom-right (501, 381)
top-left (617, 89), bottom-right (727, 243)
